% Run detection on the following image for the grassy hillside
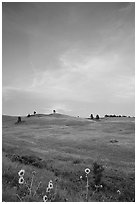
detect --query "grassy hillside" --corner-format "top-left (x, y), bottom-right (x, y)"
top-left (2, 114), bottom-right (135, 202)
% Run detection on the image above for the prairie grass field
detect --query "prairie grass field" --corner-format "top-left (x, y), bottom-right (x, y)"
top-left (2, 113), bottom-right (135, 202)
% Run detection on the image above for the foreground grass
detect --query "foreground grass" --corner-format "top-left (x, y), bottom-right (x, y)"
top-left (3, 150), bottom-right (135, 202)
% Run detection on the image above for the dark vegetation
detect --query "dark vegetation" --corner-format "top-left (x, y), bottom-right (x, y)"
top-left (95, 115), bottom-right (100, 120)
top-left (89, 113), bottom-right (100, 120)
top-left (105, 114), bottom-right (130, 118)
top-left (93, 162), bottom-right (104, 186)
top-left (16, 117), bottom-right (22, 123)
top-left (90, 114), bottom-right (94, 119)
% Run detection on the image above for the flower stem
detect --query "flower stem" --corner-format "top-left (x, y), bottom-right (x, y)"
top-left (86, 174), bottom-right (89, 201)
top-left (30, 174), bottom-right (35, 195)
top-left (33, 181), bottom-right (42, 197)
top-left (16, 194), bottom-right (22, 201)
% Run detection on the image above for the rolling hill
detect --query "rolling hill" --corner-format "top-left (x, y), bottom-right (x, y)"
top-left (2, 113), bottom-right (135, 201)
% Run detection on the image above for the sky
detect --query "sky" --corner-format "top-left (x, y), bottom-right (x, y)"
top-left (2, 2), bottom-right (135, 117)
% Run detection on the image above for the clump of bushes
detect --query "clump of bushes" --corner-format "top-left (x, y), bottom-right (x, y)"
top-left (104, 114), bottom-right (128, 118)
top-left (93, 162), bottom-right (104, 186)
top-left (95, 115), bottom-right (100, 120)
top-left (15, 117), bottom-right (22, 124)
top-left (89, 114), bottom-right (100, 120)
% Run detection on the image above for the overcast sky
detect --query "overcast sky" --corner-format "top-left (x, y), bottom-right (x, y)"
top-left (2, 2), bottom-right (135, 117)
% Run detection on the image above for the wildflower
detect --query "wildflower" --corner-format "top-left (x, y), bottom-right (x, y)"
top-left (80, 176), bottom-right (83, 179)
top-left (43, 195), bottom-right (48, 202)
top-left (95, 184), bottom-right (103, 189)
top-left (18, 169), bottom-right (25, 177)
top-left (85, 168), bottom-right (90, 174)
top-left (64, 198), bottom-right (68, 201)
top-left (46, 187), bottom-right (50, 193)
top-left (18, 177), bottom-right (24, 184)
top-left (117, 190), bottom-right (121, 194)
top-left (48, 182), bottom-right (53, 189)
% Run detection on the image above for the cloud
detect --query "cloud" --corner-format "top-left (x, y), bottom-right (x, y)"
top-left (118, 2), bottom-right (134, 13)
top-left (26, 48), bottom-right (134, 108)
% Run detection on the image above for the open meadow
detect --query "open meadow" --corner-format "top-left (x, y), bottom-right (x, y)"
top-left (2, 113), bottom-right (135, 202)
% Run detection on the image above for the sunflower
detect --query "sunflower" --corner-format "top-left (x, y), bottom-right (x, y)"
top-left (18, 169), bottom-right (25, 177)
top-left (85, 168), bottom-right (90, 174)
top-left (43, 195), bottom-right (48, 202)
top-left (18, 177), bottom-right (24, 184)
top-left (48, 182), bottom-right (53, 189)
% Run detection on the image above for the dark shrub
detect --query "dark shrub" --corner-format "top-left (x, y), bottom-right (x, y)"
top-left (96, 115), bottom-right (100, 120)
top-left (73, 159), bottom-right (81, 164)
top-left (93, 162), bottom-right (104, 186)
top-left (17, 117), bottom-right (21, 123)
